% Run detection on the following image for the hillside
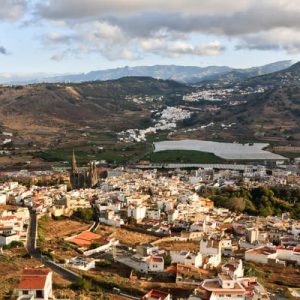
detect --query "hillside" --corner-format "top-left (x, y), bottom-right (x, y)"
top-left (0, 77), bottom-right (192, 146)
top-left (240, 61), bottom-right (300, 88)
top-left (210, 85), bottom-right (300, 142)
top-left (197, 60), bottom-right (294, 85)
top-left (1, 68), bottom-right (300, 167)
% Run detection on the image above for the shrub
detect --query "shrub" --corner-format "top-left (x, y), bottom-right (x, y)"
top-left (3, 240), bottom-right (23, 250)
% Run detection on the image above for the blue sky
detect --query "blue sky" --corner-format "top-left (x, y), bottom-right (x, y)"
top-left (1, 0), bottom-right (300, 74)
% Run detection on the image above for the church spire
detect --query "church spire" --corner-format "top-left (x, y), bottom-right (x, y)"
top-left (72, 149), bottom-right (78, 172)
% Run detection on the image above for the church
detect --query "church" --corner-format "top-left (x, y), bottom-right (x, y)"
top-left (69, 151), bottom-right (98, 189)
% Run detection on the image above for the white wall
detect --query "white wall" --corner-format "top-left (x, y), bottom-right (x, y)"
top-left (0, 194), bottom-right (6, 204)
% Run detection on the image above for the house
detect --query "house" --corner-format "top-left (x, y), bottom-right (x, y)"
top-left (99, 210), bottom-right (124, 227)
top-left (292, 223), bottom-right (300, 238)
top-left (17, 268), bottom-right (53, 300)
top-left (192, 260), bottom-right (269, 300)
top-left (200, 239), bottom-right (221, 256)
top-left (115, 255), bottom-right (164, 274)
top-left (67, 256), bottom-right (96, 271)
top-left (68, 231), bottom-right (103, 249)
top-left (167, 209), bottom-right (179, 222)
top-left (276, 246), bottom-right (300, 265)
top-left (136, 244), bottom-right (165, 257)
top-left (0, 194), bottom-right (6, 205)
top-left (221, 259), bottom-right (244, 279)
top-left (245, 247), bottom-right (277, 264)
top-left (220, 239), bottom-right (234, 256)
top-left (246, 227), bottom-right (268, 245)
top-left (144, 256), bottom-right (165, 273)
top-left (199, 274), bottom-right (246, 300)
top-left (127, 205), bottom-right (147, 222)
top-left (199, 239), bottom-right (222, 268)
top-left (170, 251), bottom-right (203, 268)
top-left (0, 232), bottom-right (19, 246)
top-left (142, 289), bottom-right (172, 300)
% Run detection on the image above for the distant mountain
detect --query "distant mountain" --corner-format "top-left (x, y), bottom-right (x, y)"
top-left (0, 61), bottom-right (294, 85)
top-left (3, 65), bottom-right (232, 85)
top-left (240, 61), bottom-right (300, 87)
top-left (198, 60), bottom-right (295, 85)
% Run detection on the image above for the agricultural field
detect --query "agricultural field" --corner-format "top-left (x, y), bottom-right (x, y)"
top-left (39, 215), bottom-right (91, 240)
top-left (38, 215), bottom-right (91, 260)
top-left (36, 141), bottom-right (147, 165)
top-left (145, 149), bottom-right (225, 163)
top-left (96, 225), bottom-right (158, 247)
top-left (244, 261), bottom-right (300, 298)
top-left (154, 140), bottom-right (287, 160)
top-left (154, 240), bottom-right (200, 252)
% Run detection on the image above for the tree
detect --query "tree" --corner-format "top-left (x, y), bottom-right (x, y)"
top-left (164, 254), bottom-right (172, 266)
top-left (73, 208), bottom-right (94, 222)
top-left (226, 197), bottom-right (246, 212)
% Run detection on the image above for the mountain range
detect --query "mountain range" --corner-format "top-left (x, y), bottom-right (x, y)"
top-left (1, 60), bottom-right (300, 153)
top-left (0, 60), bottom-right (295, 85)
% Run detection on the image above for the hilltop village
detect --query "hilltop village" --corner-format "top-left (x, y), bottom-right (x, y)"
top-left (0, 154), bottom-right (299, 299)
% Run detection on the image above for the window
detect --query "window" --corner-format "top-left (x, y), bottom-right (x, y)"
top-left (36, 290), bottom-right (44, 298)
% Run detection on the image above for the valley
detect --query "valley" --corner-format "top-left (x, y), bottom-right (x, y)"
top-left (1, 62), bottom-right (300, 168)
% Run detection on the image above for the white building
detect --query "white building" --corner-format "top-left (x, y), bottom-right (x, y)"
top-left (67, 257), bottom-right (96, 271)
top-left (170, 251), bottom-right (203, 268)
top-left (0, 232), bottom-right (20, 246)
top-left (127, 205), bottom-right (147, 222)
top-left (144, 256), bottom-right (165, 273)
top-left (0, 194), bottom-right (6, 205)
top-left (191, 260), bottom-right (269, 300)
top-left (199, 239), bottom-right (222, 267)
top-left (17, 268), bottom-right (53, 300)
top-left (291, 223), bottom-right (300, 238)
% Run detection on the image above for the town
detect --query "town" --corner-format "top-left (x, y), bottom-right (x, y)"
top-left (0, 152), bottom-right (299, 299)
top-left (2, 0), bottom-right (300, 299)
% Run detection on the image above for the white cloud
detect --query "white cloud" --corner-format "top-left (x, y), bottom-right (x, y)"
top-left (0, 0), bottom-right (27, 21)
top-left (141, 39), bottom-right (224, 57)
top-left (32, 0), bottom-right (300, 60)
top-left (237, 28), bottom-right (300, 54)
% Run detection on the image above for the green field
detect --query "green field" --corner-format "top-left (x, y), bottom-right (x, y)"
top-left (36, 143), bottom-right (147, 165)
top-left (145, 150), bottom-right (226, 164)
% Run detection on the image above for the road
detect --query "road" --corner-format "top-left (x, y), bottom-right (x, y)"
top-left (27, 211), bottom-right (79, 282)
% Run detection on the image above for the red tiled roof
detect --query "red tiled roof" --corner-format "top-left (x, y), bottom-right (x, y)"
top-left (143, 289), bottom-right (170, 300)
top-left (17, 268), bottom-right (51, 290)
top-left (18, 276), bottom-right (47, 289)
top-left (69, 231), bottom-right (103, 248)
top-left (145, 256), bottom-right (164, 263)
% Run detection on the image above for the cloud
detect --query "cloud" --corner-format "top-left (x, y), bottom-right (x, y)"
top-left (0, 0), bottom-right (27, 21)
top-left (236, 28), bottom-right (300, 54)
top-left (0, 46), bottom-right (9, 55)
top-left (141, 39), bottom-right (225, 57)
top-left (33, 0), bottom-right (300, 60)
top-left (35, 0), bottom-right (251, 20)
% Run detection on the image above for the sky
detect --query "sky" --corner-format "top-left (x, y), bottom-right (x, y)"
top-left (1, 0), bottom-right (300, 74)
